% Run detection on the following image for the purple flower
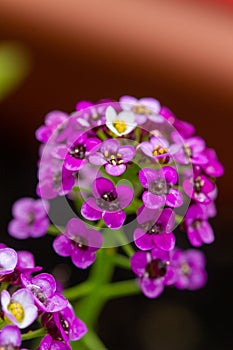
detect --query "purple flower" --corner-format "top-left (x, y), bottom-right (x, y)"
top-left (81, 178), bottom-right (134, 229)
top-left (183, 173), bottom-right (215, 204)
top-left (140, 136), bottom-right (170, 164)
top-left (37, 162), bottom-right (75, 199)
top-left (41, 304), bottom-right (87, 346)
top-left (0, 325), bottom-right (22, 349)
top-left (1, 250), bottom-right (41, 285)
top-left (201, 148), bottom-right (224, 177)
top-left (35, 111), bottom-right (69, 143)
top-left (1, 289), bottom-right (38, 329)
top-left (139, 167), bottom-right (183, 209)
top-left (20, 273), bottom-right (68, 313)
top-left (160, 107), bottom-right (195, 138)
top-left (171, 249), bottom-right (207, 290)
top-left (76, 99), bottom-right (116, 127)
top-left (134, 206), bottom-right (176, 251)
top-left (52, 132), bottom-right (101, 172)
top-left (185, 204), bottom-right (215, 246)
top-left (131, 248), bottom-right (175, 298)
top-left (0, 247), bottom-right (18, 276)
top-left (8, 198), bottom-right (50, 239)
top-left (170, 136), bottom-right (208, 165)
top-left (89, 139), bottom-right (135, 176)
top-left (120, 95), bottom-right (163, 124)
top-left (53, 218), bottom-right (103, 269)
top-left (39, 334), bottom-right (71, 350)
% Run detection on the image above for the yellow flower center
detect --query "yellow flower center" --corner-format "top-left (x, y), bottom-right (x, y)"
top-left (113, 119), bottom-right (127, 134)
top-left (132, 104), bottom-right (151, 115)
top-left (7, 302), bottom-right (24, 322)
top-left (152, 145), bottom-right (168, 156)
top-left (181, 263), bottom-right (190, 276)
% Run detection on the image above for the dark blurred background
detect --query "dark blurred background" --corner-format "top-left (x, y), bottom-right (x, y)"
top-left (0, 0), bottom-right (232, 349)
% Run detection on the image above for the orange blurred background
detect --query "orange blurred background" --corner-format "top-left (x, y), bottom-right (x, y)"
top-left (0, 1), bottom-right (232, 349)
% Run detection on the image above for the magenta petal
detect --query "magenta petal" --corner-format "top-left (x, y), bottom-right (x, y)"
top-left (51, 145), bottom-right (68, 159)
top-left (8, 220), bottom-right (29, 239)
top-left (134, 229), bottom-right (154, 251)
top-left (101, 139), bottom-right (119, 154)
top-left (12, 198), bottom-right (34, 220)
top-left (81, 198), bottom-right (102, 221)
top-left (118, 145), bottom-right (135, 162)
top-left (166, 189), bottom-right (183, 207)
top-left (131, 251), bottom-right (149, 276)
top-left (105, 163), bottom-right (126, 176)
top-left (142, 191), bottom-right (165, 209)
top-left (69, 318), bottom-right (88, 341)
top-left (64, 154), bottom-right (86, 171)
top-left (139, 168), bottom-right (158, 188)
top-left (71, 249), bottom-right (96, 269)
top-left (85, 138), bottom-right (101, 153)
top-left (117, 185), bottom-right (134, 208)
top-left (198, 221), bottom-right (215, 244)
top-left (140, 142), bottom-right (153, 157)
top-left (162, 166), bottom-right (178, 185)
top-left (102, 210), bottom-right (126, 229)
top-left (187, 229), bottom-right (202, 247)
top-left (92, 177), bottom-right (115, 198)
top-left (46, 294), bottom-right (68, 313)
top-left (66, 218), bottom-right (86, 237)
top-left (153, 233), bottom-right (175, 251)
top-left (89, 153), bottom-right (106, 166)
top-left (53, 235), bottom-right (72, 257)
top-left (141, 277), bottom-right (164, 298)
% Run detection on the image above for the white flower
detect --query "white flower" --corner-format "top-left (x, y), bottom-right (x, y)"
top-left (1, 289), bottom-right (38, 329)
top-left (106, 106), bottom-right (137, 136)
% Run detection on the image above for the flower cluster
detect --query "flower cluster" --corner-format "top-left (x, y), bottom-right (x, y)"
top-left (3, 95), bottom-right (223, 348)
top-left (0, 246), bottom-right (87, 348)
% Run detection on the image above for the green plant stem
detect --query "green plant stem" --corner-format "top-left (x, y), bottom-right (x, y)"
top-left (64, 281), bottom-right (94, 301)
top-left (108, 253), bottom-right (131, 270)
top-left (74, 249), bottom-right (114, 328)
top-left (116, 230), bottom-right (135, 257)
top-left (21, 328), bottom-right (46, 341)
top-left (47, 224), bottom-right (64, 236)
top-left (101, 280), bottom-right (140, 300)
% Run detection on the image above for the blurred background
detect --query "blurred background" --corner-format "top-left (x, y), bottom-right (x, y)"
top-left (0, 0), bottom-right (232, 349)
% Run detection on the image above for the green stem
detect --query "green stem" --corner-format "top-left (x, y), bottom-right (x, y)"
top-left (75, 249), bottom-right (114, 328)
top-left (47, 224), bottom-right (64, 236)
top-left (108, 254), bottom-right (131, 270)
top-left (64, 281), bottom-right (94, 301)
top-left (21, 328), bottom-right (46, 341)
top-left (96, 129), bottom-right (107, 140)
top-left (117, 230), bottom-right (135, 257)
top-left (101, 280), bottom-right (140, 300)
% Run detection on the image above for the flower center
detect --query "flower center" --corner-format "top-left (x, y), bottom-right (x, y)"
top-left (31, 286), bottom-right (47, 305)
top-left (147, 222), bottom-right (163, 235)
top-left (113, 120), bottom-right (127, 133)
top-left (96, 190), bottom-right (120, 211)
top-left (152, 145), bottom-right (168, 157)
top-left (183, 144), bottom-right (192, 158)
top-left (149, 179), bottom-right (169, 196)
top-left (131, 104), bottom-right (151, 115)
top-left (92, 112), bottom-right (100, 120)
top-left (73, 236), bottom-right (88, 250)
top-left (53, 171), bottom-right (62, 189)
top-left (181, 262), bottom-right (191, 276)
top-left (104, 151), bottom-right (124, 166)
top-left (145, 259), bottom-right (167, 279)
top-left (7, 302), bottom-right (24, 322)
top-left (194, 176), bottom-right (204, 193)
top-left (191, 219), bottom-right (202, 229)
top-left (27, 212), bottom-right (35, 226)
top-left (0, 346), bottom-right (19, 350)
top-left (70, 145), bottom-right (86, 159)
